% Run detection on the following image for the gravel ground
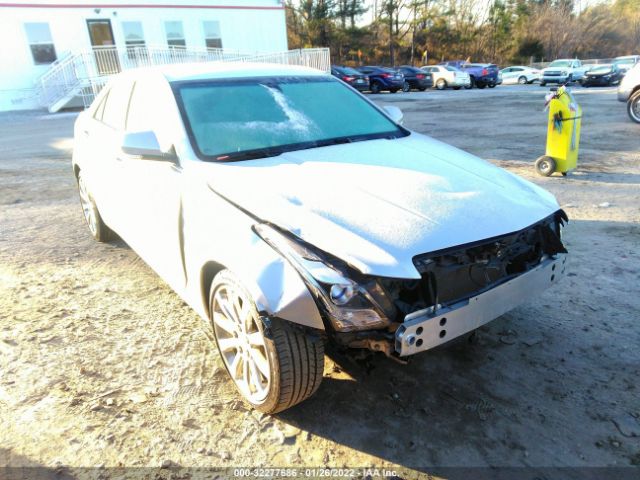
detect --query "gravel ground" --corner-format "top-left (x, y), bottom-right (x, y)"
top-left (1, 85), bottom-right (639, 479)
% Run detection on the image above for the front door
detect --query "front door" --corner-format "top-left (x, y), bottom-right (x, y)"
top-left (87, 19), bottom-right (120, 75)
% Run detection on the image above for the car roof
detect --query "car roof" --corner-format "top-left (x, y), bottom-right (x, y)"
top-left (113, 62), bottom-right (326, 83)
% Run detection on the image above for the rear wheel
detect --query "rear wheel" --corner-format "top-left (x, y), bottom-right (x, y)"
top-left (435, 78), bottom-right (447, 90)
top-left (210, 270), bottom-right (324, 413)
top-left (535, 156), bottom-right (556, 177)
top-left (488, 83), bottom-right (496, 88)
top-left (518, 76), bottom-right (527, 85)
top-left (402, 81), bottom-right (411, 93)
top-left (370, 82), bottom-right (382, 94)
top-left (628, 91), bottom-right (640, 124)
top-left (77, 171), bottom-right (114, 242)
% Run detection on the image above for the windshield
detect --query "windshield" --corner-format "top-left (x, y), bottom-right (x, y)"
top-left (589, 65), bottom-right (612, 73)
top-left (614, 58), bottom-right (635, 65)
top-left (549, 60), bottom-right (572, 68)
top-left (445, 66), bottom-right (460, 72)
top-left (174, 77), bottom-right (406, 161)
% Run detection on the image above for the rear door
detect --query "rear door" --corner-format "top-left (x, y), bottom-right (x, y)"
top-left (83, 77), bottom-right (135, 232)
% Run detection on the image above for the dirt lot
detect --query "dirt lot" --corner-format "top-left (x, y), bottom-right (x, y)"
top-left (1, 85), bottom-right (639, 478)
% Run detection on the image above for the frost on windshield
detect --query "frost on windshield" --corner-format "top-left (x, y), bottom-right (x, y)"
top-left (178, 78), bottom-right (401, 159)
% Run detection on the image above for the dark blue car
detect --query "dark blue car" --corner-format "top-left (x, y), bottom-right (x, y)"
top-left (357, 66), bottom-right (404, 94)
top-left (440, 60), bottom-right (500, 88)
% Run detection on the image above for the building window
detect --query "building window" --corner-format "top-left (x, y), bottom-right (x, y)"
top-left (122, 21), bottom-right (145, 48)
top-left (203, 21), bottom-right (222, 49)
top-left (25, 23), bottom-right (57, 65)
top-left (165, 21), bottom-right (186, 48)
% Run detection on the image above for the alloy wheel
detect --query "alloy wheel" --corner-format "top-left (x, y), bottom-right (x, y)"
top-left (212, 283), bottom-right (271, 404)
top-left (78, 175), bottom-right (97, 236)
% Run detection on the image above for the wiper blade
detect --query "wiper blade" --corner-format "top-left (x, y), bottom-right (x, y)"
top-left (215, 148), bottom-right (283, 162)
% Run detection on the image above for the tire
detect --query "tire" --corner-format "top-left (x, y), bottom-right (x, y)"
top-left (77, 171), bottom-right (114, 242)
top-left (628, 91), bottom-right (640, 124)
top-left (402, 82), bottom-right (410, 93)
top-left (488, 83), bottom-right (496, 88)
top-left (517, 76), bottom-right (527, 85)
top-left (435, 78), bottom-right (447, 90)
top-left (210, 270), bottom-right (324, 414)
top-left (370, 82), bottom-right (381, 94)
top-left (566, 74), bottom-right (573, 84)
top-left (535, 156), bottom-right (556, 177)
top-left (540, 81), bottom-right (546, 87)
top-left (389, 88), bottom-right (399, 93)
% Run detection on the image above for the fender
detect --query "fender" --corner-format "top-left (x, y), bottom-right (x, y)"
top-left (179, 177), bottom-right (324, 331)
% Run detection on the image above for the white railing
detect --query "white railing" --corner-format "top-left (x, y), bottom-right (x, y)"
top-left (38, 45), bottom-right (331, 111)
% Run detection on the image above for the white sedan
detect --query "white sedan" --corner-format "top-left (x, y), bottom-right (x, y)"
top-left (500, 66), bottom-right (541, 84)
top-left (421, 65), bottom-right (471, 89)
top-left (73, 62), bottom-right (568, 413)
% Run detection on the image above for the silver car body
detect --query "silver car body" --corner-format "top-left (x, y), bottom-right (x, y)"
top-left (421, 65), bottom-right (471, 88)
top-left (73, 63), bottom-right (565, 356)
top-left (500, 66), bottom-right (541, 84)
top-left (618, 62), bottom-right (640, 102)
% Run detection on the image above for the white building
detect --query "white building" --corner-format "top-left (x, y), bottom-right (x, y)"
top-left (0, 0), bottom-right (289, 111)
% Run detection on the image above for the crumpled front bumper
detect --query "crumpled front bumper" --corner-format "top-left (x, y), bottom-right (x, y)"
top-left (395, 255), bottom-right (567, 356)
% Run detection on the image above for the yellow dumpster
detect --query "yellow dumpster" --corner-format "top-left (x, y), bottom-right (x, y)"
top-left (535, 86), bottom-right (582, 176)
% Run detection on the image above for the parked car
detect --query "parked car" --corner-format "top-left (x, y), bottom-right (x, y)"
top-left (331, 65), bottom-right (370, 92)
top-left (396, 66), bottom-right (432, 91)
top-left (581, 64), bottom-right (623, 87)
top-left (613, 55), bottom-right (640, 75)
top-left (618, 63), bottom-right (640, 123)
top-left (357, 66), bottom-right (404, 93)
top-left (540, 59), bottom-right (588, 86)
top-left (421, 65), bottom-right (471, 90)
top-left (500, 66), bottom-right (541, 84)
top-left (73, 63), bottom-right (569, 413)
top-left (440, 61), bottom-right (500, 88)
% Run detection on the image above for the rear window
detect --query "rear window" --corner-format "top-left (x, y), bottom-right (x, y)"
top-left (337, 67), bottom-right (361, 75)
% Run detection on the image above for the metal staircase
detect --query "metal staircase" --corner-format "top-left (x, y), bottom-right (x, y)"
top-left (37, 46), bottom-right (331, 113)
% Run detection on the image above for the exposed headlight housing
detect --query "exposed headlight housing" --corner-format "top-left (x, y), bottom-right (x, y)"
top-left (253, 224), bottom-right (394, 332)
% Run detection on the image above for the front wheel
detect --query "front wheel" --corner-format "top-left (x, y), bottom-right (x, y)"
top-left (77, 172), bottom-right (114, 242)
top-left (402, 82), bottom-right (410, 93)
top-left (210, 270), bottom-right (324, 413)
top-left (628, 91), bottom-right (640, 124)
top-left (435, 78), bottom-right (447, 90)
top-left (518, 76), bottom-right (527, 85)
top-left (535, 156), bottom-right (556, 177)
top-left (370, 82), bottom-right (381, 94)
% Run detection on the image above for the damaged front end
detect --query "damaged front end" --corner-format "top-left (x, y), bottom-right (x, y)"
top-left (255, 211), bottom-right (568, 360)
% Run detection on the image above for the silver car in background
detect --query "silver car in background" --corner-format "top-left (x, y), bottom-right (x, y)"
top-left (421, 65), bottom-right (472, 90)
top-left (72, 63), bottom-right (568, 413)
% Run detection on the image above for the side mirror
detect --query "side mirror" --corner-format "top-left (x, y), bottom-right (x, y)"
top-left (383, 105), bottom-right (404, 125)
top-left (121, 131), bottom-right (177, 163)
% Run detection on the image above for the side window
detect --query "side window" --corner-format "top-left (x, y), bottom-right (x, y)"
top-left (126, 77), bottom-right (175, 151)
top-left (203, 21), bottom-right (222, 49)
top-left (102, 78), bottom-right (134, 130)
top-left (93, 90), bottom-right (109, 121)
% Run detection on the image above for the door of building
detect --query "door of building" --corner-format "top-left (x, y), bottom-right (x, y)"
top-left (87, 19), bottom-right (120, 75)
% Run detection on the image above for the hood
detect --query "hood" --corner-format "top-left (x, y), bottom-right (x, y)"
top-left (203, 134), bottom-right (560, 279)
